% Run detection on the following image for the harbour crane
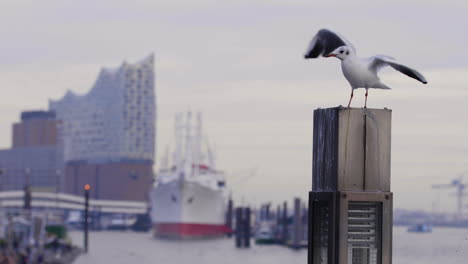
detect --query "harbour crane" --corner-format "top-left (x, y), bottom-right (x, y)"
top-left (432, 175), bottom-right (467, 223)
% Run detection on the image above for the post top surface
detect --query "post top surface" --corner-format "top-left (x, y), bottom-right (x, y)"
top-left (315, 106), bottom-right (392, 112)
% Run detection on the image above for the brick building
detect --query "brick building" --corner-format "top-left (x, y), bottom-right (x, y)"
top-left (0, 111), bottom-right (63, 192)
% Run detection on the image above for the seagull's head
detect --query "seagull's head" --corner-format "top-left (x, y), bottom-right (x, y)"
top-left (326, 46), bottom-right (353, 60)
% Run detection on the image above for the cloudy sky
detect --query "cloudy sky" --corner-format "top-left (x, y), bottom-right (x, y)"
top-left (0, 0), bottom-right (467, 212)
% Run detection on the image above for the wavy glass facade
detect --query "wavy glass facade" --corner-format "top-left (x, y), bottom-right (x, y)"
top-left (49, 55), bottom-right (155, 163)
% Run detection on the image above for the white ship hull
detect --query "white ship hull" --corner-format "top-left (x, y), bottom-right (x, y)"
top-left (150, 179), bottom-right (230, 239)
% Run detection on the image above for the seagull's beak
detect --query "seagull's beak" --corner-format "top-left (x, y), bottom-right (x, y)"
top-left (325, 53), bottom-right (336, 58)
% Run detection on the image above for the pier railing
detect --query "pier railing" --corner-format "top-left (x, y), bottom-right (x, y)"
top-left (0, 190), bottom-right (147, 214)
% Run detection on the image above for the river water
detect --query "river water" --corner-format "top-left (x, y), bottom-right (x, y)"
top-left (69, 227), bottom-right (468, 264)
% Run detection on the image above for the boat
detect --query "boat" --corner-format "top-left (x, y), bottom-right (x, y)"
top-left (150, 112), bottom-right (231, 239)
top-left (107, 215), bottom-right (137, 230)
top-left (131, 213), bottom-right (152, 232)
top-left (255, 221), bottom-right (276, 244)
top-left (407, 224), bottom-right (432, 233)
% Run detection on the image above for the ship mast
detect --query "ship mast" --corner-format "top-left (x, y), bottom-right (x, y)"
top-left (184, 112), bottom-right (193, 178)
top-left (193, 112), bottom-right (202, 177)
top-left (160, 145), bottom-right (170, 171)
top-left (173, 113), bottom-right (184, 177)
top-left (206, 139), bottom-right (216, 172)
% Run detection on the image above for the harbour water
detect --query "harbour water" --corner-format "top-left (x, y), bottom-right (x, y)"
top-left (69, 227), bottom-right (468, 264)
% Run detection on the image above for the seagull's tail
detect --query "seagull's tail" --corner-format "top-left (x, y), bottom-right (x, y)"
top-left (374, 83), bottom-right (392, 90)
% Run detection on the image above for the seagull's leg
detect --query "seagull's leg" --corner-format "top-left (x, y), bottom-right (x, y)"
top-left (364, 89), bottom-right (369, 108)
top-left (347, 89), bottom-right (354, 108)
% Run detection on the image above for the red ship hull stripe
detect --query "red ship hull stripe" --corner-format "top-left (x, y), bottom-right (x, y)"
top-left (154, 223), bottom-right (232, 238)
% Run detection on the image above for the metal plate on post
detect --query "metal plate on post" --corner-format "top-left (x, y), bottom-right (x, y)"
top-left (338, 108), bottom-right (365, 191)
top-left (338, 191), bottom-right (392, 264)
top-left (365, 109), bottom-right (391, 192)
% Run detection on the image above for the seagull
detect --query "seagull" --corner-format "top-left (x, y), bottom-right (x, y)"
top-left (304, 29), bottom-right (427, 108)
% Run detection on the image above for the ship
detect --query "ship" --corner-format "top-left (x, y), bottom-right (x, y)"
top-left (150, 112), bottom-right (231, 239)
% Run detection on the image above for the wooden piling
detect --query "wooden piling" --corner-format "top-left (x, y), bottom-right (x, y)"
top-left (244, 207), bottom-right (251, 248)
top-left (259, 205), bottom-right (264, 221)
top-left (312, 107), bottom-right (391, 192)
top-left (235, 207), bottom-right (251, 248)
top-left (235, 207), bottom-right (242, 248)
top-left (276, 205), bottom-right (281, 225)
top-left (226, 198), bottom-right (233, 237)
top-left (282, 201), bottom-right (288, 243)
top-left (292, 197), bottom-right (302, 249)
top-left (265, 203), bottom-right (270, 220)
top-left (309, 107), bottom-right (393, 264)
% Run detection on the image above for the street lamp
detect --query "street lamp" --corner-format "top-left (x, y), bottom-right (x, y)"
top-left (0, 167), bottom-right (3, 193)
top-left (55, 169), bottom-right (62, 210)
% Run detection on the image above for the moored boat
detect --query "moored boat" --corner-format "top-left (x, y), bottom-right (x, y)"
top-left (407, 224), bottom-right (432, 233)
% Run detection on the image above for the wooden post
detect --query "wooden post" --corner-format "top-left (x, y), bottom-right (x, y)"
top-left (302, 202), bottom-right (308, 246)
top-left (312, 107), bottom-right (391, 192)
top-left (243, 207), bottom-right (251, 248)
top-left (292, 197), bottom-right (301, 249)
top-left (235, 207), bottom-right (242, 248)
top-left (226, 198), bottom-right (233, 237)
top-left (265, 203), bottom-right (270, 220)
top-left (276, 205), bottom-right (281, 241)
top-left (309, 107), bottom-right (393, 264)
top-left (276, 205), bottom-right (281, 224)
top-left (282, 201), bottom-right (288, 243)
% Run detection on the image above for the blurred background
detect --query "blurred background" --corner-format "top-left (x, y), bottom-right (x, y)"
top-left (0, 1), bottom-right (467, 263)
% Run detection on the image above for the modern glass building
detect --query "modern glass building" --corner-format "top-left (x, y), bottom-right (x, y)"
top-left (49, 54), bottom-right (156, 163)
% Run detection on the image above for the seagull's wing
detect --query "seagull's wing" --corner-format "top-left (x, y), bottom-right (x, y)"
top-left (369, 55), bottom-right (427, 84)
top-left (304, 29), bottom-right (356, 59)
top-left (335, 32), bottom-right (356, 54)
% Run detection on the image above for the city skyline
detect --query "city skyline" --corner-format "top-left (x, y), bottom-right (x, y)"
top-left (0, 1), bottom-right (467, 213)
top-left (0, 55), bottom-right (156, 202)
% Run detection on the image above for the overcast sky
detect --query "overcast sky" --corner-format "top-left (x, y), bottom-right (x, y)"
top-left (0, 0), bottom-right (467, 212)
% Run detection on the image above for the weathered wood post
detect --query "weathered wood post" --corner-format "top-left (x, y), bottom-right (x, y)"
top-left (244, 207), bottom-right (251, 248)
top-left (235, 207), bottom-right (243, 248)
top-left (282, 201), bottom-right (288, 243)
top-left (292, 197), bottom-right (303, 249)
top-left (226, 198), bottom-right (233, 237)
top-left (235, 207), bottom-right (251, 248)
top-left (276, 205), bottom-right (281, 222)
top-left (308, 107), bottom-right (393, 264)
top-left (259, 204), bottom-right (264, 221)
top-left (303, 202), bottom-right (308, 246)
top-left (265, 203), bottom-right (270, 220)
top-left (276, 205), bottom-right (281, 241)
